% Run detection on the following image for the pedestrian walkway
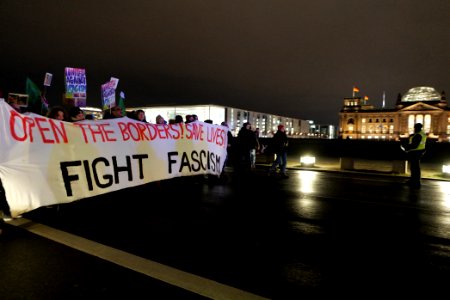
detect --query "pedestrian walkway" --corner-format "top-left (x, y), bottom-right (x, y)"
top-left (259, 155), bottom-right (449, 181)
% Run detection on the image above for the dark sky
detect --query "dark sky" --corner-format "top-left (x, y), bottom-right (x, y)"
top-left (1, 0), bottom-right (448, 125)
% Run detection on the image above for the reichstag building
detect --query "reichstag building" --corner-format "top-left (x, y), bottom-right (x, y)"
top-left (339, 86), bottom-right (448, 141)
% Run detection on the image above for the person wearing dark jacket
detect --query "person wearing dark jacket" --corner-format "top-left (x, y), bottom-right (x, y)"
top-left (236, 122), bottom-right (258, 173)
top-left (268, 124), bottom-right (289, 178)
top-left (404, 123), bottom-right (427, 188)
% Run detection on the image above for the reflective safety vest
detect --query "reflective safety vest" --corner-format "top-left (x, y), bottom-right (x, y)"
top-left (408, 130), bottom-right (427, 151)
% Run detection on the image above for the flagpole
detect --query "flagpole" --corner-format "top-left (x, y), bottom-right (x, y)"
top-left (41, 85), bottom-right (47, 115)
top-left (352, 87), bottom-right (355, 98)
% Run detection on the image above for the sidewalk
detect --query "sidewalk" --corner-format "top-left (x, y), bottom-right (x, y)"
top-left (260, 155), bottom-right (449, 181)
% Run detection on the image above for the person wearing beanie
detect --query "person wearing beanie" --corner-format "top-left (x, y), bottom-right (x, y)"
top-left (268, 124), bottom-right (289, 178)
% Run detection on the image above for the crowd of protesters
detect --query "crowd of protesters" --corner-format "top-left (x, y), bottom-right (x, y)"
top-left (4, 100), bottom-right (289, 177)
top-left (6, 99), bottom-right (289, 176)
top-left (0, 100), bottom-right (289, 227)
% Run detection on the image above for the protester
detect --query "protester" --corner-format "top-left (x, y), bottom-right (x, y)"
top-left (103, 106), bottom-right (123, 119)
top-left (268, 124), bottom-right (289, 178)
top-left (47, 106), bottom-right (68, 121)
top-left (250, 127), bottom-right (261, 169)
top-left (175, 115), bottom-right (184, 123)
top-left (220, 121), bottom-right (234, 177)
top-left (185, 115), bottom-right (194, 123)
top-left (126, 110), bottom-right (137, 119)
top-left (68, 106), bottom-right (85, 122)
top-left (135, 109), bottom-right (148, 122)
top-left (156, 114), bottom-right (166, 124)
top-left (236, 122), bottom-right (259, 173)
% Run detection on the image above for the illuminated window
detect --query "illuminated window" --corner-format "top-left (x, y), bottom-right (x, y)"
top-left (361, 125), bottom-right (366, 133)
top-left (382, 125), bottom-right (388, 134)
top-left (447, 125), bottom-right (450, 134)
top-left (416, 114), bottom-right (423, 125)
top-left (408, 115), bottom-right (415, 133)
top-left (389, 125), bottom-right (394, 134)
top-left (424, 115), bottom-right (431, 133)
top-left (362, 118), bottom-right (366, 123)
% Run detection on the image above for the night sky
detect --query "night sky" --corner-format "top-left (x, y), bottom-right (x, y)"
top-left (0, 0), bottom-right (448, 125)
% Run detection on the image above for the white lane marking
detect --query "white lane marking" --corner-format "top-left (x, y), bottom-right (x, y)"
top-left (8, 218), bottom-right (269, 300)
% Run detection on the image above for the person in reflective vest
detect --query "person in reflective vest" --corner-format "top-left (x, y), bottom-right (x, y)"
top-left (405, 123), bottom-right (427, 188)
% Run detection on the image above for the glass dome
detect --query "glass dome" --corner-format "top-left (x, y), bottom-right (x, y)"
top-left (401, 86), bottom-right (441, 102)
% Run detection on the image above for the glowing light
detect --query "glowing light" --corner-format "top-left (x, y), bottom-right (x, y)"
top-left (300, 156), bottom-right (316, 166)
top-left (401, 86), bottom-right (441, 102)
top-left (443, 164), bottom-right (450, 175)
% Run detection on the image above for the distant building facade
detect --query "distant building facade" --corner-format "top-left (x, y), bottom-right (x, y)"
top-left (126, 104), bottom-right (320, 138)
top-left (339, 86), bottom-right (449, 141)
top-left (80, 106), bottom-right (103, 120)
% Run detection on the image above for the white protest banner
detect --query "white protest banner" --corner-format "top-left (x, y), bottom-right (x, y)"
top-left (0, 100), bottom-right (228, 217)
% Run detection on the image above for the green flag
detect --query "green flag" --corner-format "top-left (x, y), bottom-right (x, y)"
top-left (25, 77), bottom-right (41, 112)
top-left (118, 91), bottom-right (126, 115)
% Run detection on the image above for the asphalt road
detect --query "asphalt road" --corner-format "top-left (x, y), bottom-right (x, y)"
top-left (2, 167), bottom-right (450, 299)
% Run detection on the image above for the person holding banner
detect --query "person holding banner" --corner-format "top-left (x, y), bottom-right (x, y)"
top-left (69, 106), bottom-right (86, 122)
top-left (220, 121), bottom-right (234, 178)
top-left (103, 106), bottom-right (123, 119)
top-left (136, 109), bottom-right (148, 123)
top-left (156, 114), bottom-right (166, 124)
top-left (47, 106), bottom-right (68, 121)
